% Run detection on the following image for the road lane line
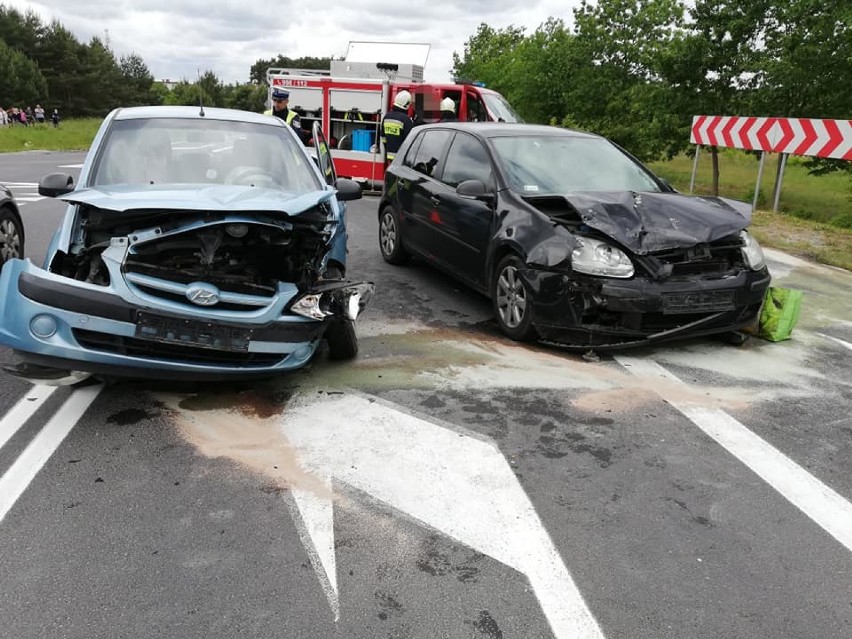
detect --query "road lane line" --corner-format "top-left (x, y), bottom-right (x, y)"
top-left (616, 356), bottom-right (852, 551)
top-left (0, 384), bottom-right (102, 524)
top-left (819, 333), bottom-right (852, 352)
top-left (0, 385), bottom-right (58, 452)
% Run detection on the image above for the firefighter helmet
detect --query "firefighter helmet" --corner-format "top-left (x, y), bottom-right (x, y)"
top-left (393, 90), bottom-right (412, 109)
top-left (440, 97), bottom-right (455, 113)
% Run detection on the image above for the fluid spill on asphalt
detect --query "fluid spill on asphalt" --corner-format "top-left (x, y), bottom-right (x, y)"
top-left (157, 388), bottom-right (334, 500)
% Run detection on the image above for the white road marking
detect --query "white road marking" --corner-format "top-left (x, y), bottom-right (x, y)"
top-left (57, 164), bottom-right (83, 168)
top-left (2, 182), bottom-right (38, 187)
top-left (287, 480), bottom-right (339, 620)
top-left (0, 385), bottom-right (58, 452)
top-left (0, 384), bottom-right (102, 524)
top-left (818, 333), bottom-right (852, 352)
top-left (280, 393), bottom-right (605, 639)
top-left (616, 357), bottom-right (852, 552)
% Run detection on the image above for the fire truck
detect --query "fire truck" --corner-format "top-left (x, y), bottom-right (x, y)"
top-left (266, 58), bottom-right (520, 189)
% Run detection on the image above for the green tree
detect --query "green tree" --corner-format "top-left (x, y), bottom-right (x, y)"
top-left (249, 55), bottom-right (333, 84)
top-left (120, 53), bottom-right (159, 106)
top-left (224, 82), bottom-right (267, 112)
top-left (0, 37), bottom-right (48, 105)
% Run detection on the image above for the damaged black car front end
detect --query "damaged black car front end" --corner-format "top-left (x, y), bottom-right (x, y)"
top-left (378, 123), bottom-right (770, 349)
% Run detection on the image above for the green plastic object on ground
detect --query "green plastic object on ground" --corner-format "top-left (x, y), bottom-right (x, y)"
top-left (758, 286), bottom-right (803, 342)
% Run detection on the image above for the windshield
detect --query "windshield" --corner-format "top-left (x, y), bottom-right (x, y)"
top-left (481, 92), bottom-right (522, 123)
top-left (91, 117), bottom-right (322, 194)
top-left (491, 135), bottom-right (662, 195)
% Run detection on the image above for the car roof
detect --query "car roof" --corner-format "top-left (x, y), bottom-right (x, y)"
top-left (112, 105), bottom-right (281, 127)
top-left (417, 122), bottom-right (602, 140)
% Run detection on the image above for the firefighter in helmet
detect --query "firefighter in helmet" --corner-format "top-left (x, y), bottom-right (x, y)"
top-left (439, 97), bottom-right (457, 122)
top-left (265, 86), bottom-right (304, 142)
top-left (380, 90), bottom-right (414, 164)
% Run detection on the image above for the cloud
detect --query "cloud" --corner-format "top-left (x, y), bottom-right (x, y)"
top-left (7, 0), bottom-right (576, 84)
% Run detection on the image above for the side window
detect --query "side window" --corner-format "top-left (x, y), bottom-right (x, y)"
top-left (466, 93), bottom-right (488, 122)
top-left (410, 130), bottom-right (453, 178)
top-left (441, 133), bottom-right (492, 189)
top-left (403, 132), bottom-right (424, 168)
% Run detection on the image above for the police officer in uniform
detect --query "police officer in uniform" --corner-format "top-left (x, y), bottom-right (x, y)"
top-left (439, 97), bottom-right (457, 122)
top-left (380, 90), bottom-right (414, 164)
top-left (265, 86), bottom-right (304, 142)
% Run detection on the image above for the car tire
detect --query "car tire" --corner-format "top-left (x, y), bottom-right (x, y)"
top-left (492, 254), bottom-right (538, 341)
top-left (0, 206), bottom-right (24, 264)
top-left (325, 319), bottom-right (359, 360)
top-left (379, 206), bottom-right (409, 265)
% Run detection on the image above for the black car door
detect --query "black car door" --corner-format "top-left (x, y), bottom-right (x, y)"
top-left (424, 132), bottom-right (496, 288)
top-left (404, 129), bottom-right (454, 258)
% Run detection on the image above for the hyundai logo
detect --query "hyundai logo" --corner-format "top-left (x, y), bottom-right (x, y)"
top-left (186, 282), bottom-right (220, 306)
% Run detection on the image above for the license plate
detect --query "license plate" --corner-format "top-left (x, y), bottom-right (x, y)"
top-left (135, 313), bottom-right (252, 351)
top-left (662, 290), bottom-right (736, 314)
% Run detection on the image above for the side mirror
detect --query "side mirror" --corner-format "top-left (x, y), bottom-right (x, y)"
top-left (39, 173), bottom-right (74, 197)
top-left (456, 179), bottom-right (495, 205)
top-left (335, 178), bottom-right (362, 202)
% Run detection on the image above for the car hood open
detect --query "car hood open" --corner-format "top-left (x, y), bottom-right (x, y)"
top-left (58, 184), bottom-right (335, 215)
top-left (563, 191), bottom-right (752, 254)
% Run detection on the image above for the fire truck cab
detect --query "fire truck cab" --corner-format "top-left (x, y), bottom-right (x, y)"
top-left (266, 58), bottom-right (520, 189)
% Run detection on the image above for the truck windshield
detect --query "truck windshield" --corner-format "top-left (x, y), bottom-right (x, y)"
top-left (481, 92), bottom-right (522, 123)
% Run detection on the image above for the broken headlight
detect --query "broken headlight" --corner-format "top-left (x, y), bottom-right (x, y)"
top-left (571, 237), bottom-right (634, 278)
top-left (740, 230), bottom-right (765, 270)
top-left (290, 283), bottom-right (375, 321)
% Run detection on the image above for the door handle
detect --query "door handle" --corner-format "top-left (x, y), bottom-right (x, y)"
top-left (430, 195), bottom-right (441, 205)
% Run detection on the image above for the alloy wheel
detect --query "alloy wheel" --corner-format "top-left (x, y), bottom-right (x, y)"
top-left (380, 213), bottom-right (397, 256)
top-left (496, 264), bottom-right (527, 329)
top-left (0, 218), bottom-right (22, 261)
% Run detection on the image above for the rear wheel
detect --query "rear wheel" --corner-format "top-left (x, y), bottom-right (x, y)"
top-left (379, 206), bottom-right (409, 265)
top-left (325, 319), bottom-right (358, 360)
top-left (0, 206), bottom-right (24, 264)
top-left (492, 254), bottom-right (538, 341)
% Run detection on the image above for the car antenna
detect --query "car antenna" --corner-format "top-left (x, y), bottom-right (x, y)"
top-left (197, 68), bottom-right (205, 117)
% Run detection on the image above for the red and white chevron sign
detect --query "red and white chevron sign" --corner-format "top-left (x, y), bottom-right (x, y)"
top-left (691, 115), bottom-right (852, 160)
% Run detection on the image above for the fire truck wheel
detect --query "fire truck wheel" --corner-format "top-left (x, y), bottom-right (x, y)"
top-left (379, 206), bottom-right (410, 265)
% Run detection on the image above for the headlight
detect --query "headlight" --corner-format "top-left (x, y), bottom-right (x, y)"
top-left (290, 294), bottom-right (332, 320)
top-left (571, 237), bottom-right (634, 278)
top-left (740, 230), bottom-right (765, 270)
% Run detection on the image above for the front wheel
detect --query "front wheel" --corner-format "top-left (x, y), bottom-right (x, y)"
top-left (0, 206), bottom-right (24, 264)
top-left (325, 319), bottom-right (358, 360)
top-left (378, 206), bottom-right (410, 265)
top-left (492, 255), bottom-right (538, 341)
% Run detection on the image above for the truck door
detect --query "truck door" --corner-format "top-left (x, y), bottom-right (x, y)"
top-left (464, 90), bottom-right (489, 122)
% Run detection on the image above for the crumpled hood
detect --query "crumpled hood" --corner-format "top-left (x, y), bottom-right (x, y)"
top-left (59, 184), bottom-right (335, 215)
top-left (564, 191), bottom-right (752, 254)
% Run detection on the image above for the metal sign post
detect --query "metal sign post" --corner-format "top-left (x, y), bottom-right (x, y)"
top-left (689, 145), bottom-right (701, 194)
top-left (752, 151), bottom-right (767, 211)
top-left (772, 153), bottom-right (789, 213)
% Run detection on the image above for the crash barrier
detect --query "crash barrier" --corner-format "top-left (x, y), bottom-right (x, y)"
top-left (688, 115), bottom-right (852, 212)
top-left (757, 286), bottom-right (803, 342)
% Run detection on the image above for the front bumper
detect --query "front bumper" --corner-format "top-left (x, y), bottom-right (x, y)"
top-left (0, 259), bottom-right (368, 381)
top-left (525, 267), bottom-right (772, 349)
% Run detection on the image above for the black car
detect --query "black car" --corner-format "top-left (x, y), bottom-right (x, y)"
top-left (0, 184), bottom-right (24, 268)
top-left (378, 123), bottom-right (771, 349)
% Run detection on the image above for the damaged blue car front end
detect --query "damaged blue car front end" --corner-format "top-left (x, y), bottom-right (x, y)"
top-left (0, 106), bottom-right (371, 383)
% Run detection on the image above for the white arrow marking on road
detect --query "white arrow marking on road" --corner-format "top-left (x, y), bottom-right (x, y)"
top-left (0, 384), bottom-right (102, 523)
top-left (279, 393), bottom-right (605, 639)
top-left (616, 357), bottom-right (852, 552)
top-left (0, 384), bottom-right (58, 452)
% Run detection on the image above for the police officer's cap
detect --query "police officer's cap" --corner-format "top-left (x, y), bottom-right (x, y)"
top-left (271, 87), bottom-right (290, 100)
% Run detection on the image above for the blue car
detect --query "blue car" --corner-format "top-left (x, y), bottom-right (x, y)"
top-left (0, 106), bottom-right (372, 384)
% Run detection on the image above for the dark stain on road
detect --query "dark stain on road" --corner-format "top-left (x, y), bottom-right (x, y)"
top-left (106, 407), bottom-right (153, 426)
top-left (666, 497), bottom-right (715, 528)
top-left (375, 591), bottom-right (404, 620)
top-left (415, 535), bottom-right (483, 584)
top-left (538, 432), bottom-right (614, 466)
top-left (177, 386), bottom-right (295, 419)
top-left (472, 610), bottom-right (503, 638)
top-left (420, 394), bottom-right (446, 409)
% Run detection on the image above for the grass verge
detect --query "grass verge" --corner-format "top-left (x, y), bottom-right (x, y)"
top-left (0, 119), bottom-right (101, 152)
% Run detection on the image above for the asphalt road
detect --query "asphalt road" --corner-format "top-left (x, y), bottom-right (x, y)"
top-left (1, 151), bottom-right (851, 639)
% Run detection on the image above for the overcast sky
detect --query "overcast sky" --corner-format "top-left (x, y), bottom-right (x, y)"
top-left (8, 0), bottom-right (576, 84)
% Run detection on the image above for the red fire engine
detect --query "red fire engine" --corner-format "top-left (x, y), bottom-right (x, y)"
top-left (266, 59), bottom-right (520, 188)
